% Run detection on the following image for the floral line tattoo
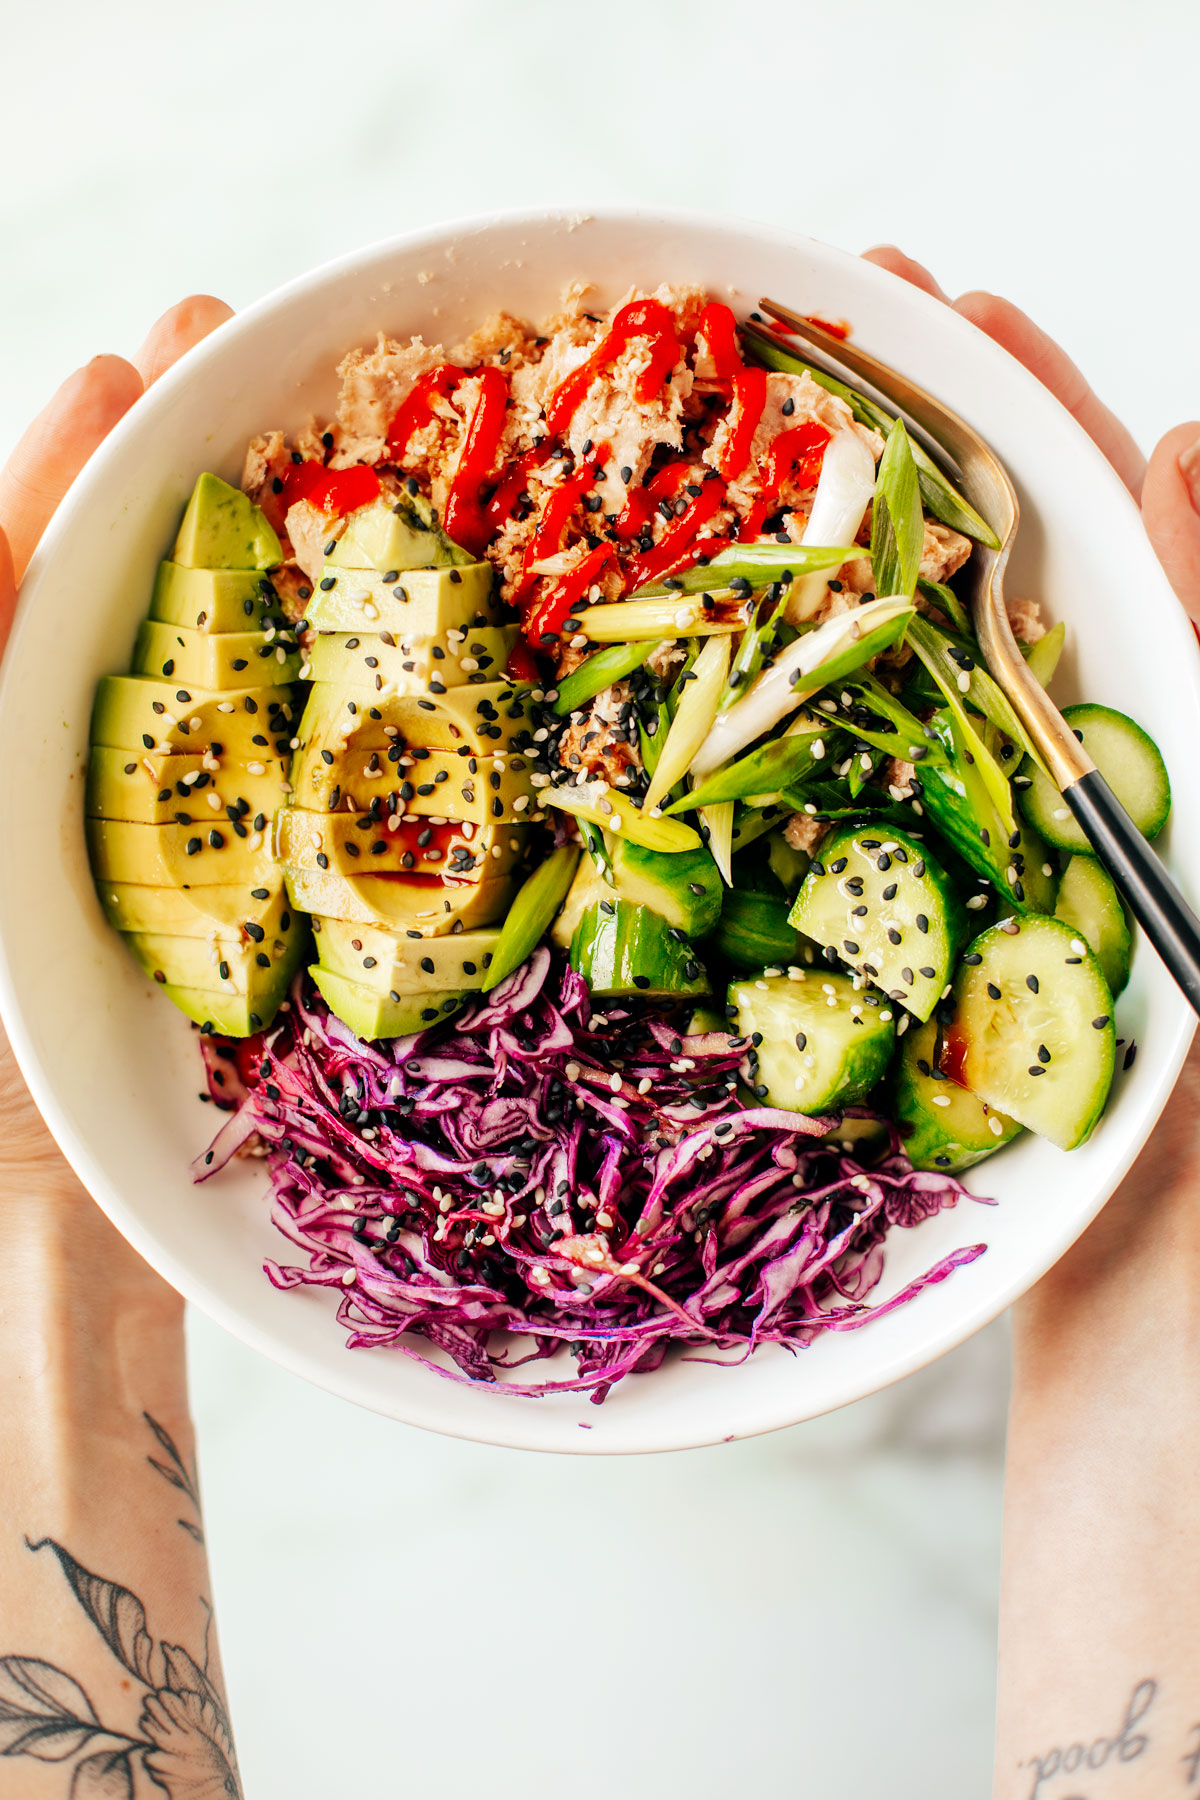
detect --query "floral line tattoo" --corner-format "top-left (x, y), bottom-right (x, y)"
top-left (0, 1413), bottom-right (240, 1798)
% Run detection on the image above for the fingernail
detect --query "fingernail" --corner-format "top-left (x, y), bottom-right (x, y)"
top-left (1179, 435), bottom-right (1200, 511)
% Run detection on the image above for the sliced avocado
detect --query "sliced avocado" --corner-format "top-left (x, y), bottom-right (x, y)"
top-left (133, 621), bottom-right (300, 690)
top-left (159, 979), bottom-right (293, 1037)
top-left (86, 818), bottom-right (279, 888)
top-left (284, 865), bottom-right (515, 935)
top-left (314, 917), bottom-right (499, 992)
top-left (294, 677), bottom-right (534, 758)
top-left (276, 807), bottom-right (529, 879)
top-left (288, 738), bottom-right (533, 822)
top-left (302, 561), bottom-right (498, 636)
top-left (96, 879), bottom-right (293, 938)
top-left (325, 491), bottom-right (473, 573)
top-left (86, 748), bottom-right (290, 826)
top-left (91, 676), bottom-right (298, 758)
top-left (307, 624), bottom-right (518, 694)
top-left (172, 473), bottom-right (281, 571)
top-left (125, 908), bottom-right (308, 996)
top-left (608, 838), bottom-right (722, 936)
top-left (570, 900), bottom-right (709, 999)
top-left (311, 966), bottom-right (468, 1040)
top-left (150, 562), bottom-right (278, 634)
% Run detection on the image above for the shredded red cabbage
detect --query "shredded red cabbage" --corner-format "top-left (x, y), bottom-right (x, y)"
top-left (197, 949), bottom-right (989, 1401)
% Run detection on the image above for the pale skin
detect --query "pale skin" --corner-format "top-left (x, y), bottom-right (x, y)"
top-left (1, 271), bottom-right (1199, 1798)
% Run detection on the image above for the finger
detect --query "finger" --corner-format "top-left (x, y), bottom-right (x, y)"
top-left (0, 355), bottom-right (143, 582)
top-left (861, 245), bottom-right (951, 303)
top-left (952, 291), bottom-right (1146, 499)
top-left (1140, 421), bottom-right (1200, 624)
top-left (132, 294), bottom-right (234, 388)
top-left (0, 527), bottom-right (15, 664)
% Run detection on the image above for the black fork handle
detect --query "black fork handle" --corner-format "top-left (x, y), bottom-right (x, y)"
top-left (1065, 770), bottom-right (1200, 1019)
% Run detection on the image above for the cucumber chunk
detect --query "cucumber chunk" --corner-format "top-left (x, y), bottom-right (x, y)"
top-left (570, 901), bottom-right (708, 998)
top-left (788, 824), bottom-right (966, 1022)
top-left (728, 971), bottom-right (895, 1114)
top-left (1054, 855), bottom-right (1132, 997)
top-left (1017, 703), bottom-right (1171, 850)
top-left (892, 1017), bottom-right (1021, 1173)
top-left (706, 888), bottom-right (807, 972)
top-left (942, 918), bottom-right (1115, 1150)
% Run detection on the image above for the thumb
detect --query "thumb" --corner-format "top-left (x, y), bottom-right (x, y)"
top-left (1141, 422), bottom-right (1200, 624)
top-left (0, 526), bottom-right (13, 663)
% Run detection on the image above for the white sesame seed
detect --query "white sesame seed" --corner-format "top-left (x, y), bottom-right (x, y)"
top-left (618, 1260), bottom-right (640, 1276)
top-left (342, 1267), bottom-right (356, 1285)
top-left (932, 1094), bottom-right (952, 1107)
top-left (1069, 938), bottom-right (1087, 956)
top-left (966, 895), bottom-right (988, 910)
top-left (989, 1116), bottom-right (1004, 1136)
top-left (879, 1010), bottom-right (894, 1022)
top-left (530, 1266), bottom-right (551, 1285)
top-left (596, 1211), bottom-right (614, 1228)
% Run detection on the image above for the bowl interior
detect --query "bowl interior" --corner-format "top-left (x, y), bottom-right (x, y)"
top-left (1, 208), bottom-right (1196, 1452)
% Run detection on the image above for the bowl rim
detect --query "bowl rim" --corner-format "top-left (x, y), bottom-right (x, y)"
top-left (2, 201), bottom-right (1196, 1453)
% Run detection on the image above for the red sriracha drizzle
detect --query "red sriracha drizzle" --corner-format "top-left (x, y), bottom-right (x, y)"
top-left (545, 299), bottom-right (681, 437)
top-left (511, 442), bottom-right (611, 603)
top-left (386, 362), bottom-right (511, 559)
top-left (739, 420), bottom-right (831, 541)
top-left (622, 470), bottom-right (728, 593)
top-left (695, 302), bottom-right (767, 480)
top-left (523, 542), bottom-right (616, 645)
top-left (278, 461), bottom-right (382, 518)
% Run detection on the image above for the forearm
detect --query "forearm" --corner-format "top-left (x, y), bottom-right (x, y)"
top-left (996, 1049), bottom-right (1200, 1797)
top-left (0, 1159), bottom-right (239, 1793)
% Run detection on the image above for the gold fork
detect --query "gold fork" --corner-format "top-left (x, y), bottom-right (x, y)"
top-left (751, 297), bottom-right (1200, 1018)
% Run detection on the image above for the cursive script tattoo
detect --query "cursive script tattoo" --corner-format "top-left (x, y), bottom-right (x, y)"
top-left (1184, 1723), bottom-right (1200, 1787)
top-left (0, 1413), bottom-right (240, 1798)
top-left (1020, 1678), bottom-right (1157, 1798)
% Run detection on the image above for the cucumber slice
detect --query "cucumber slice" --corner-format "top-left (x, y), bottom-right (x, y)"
top-left (570, 901), bottom-right (709, 999)
top-left (706, 888), bottom-right (807, 972)
top-left (728, 971), bottom-right (895, 1113)
top-left (1017, 703), bottom-right (1171, 849)
top-left (942, 918), bottom-right (1115, 1150)
top-left (788, 824), bottom-right (966, 1022)
top-left (609, 838), bottom-right (723, 936)
top-left (1054, 855), bottom-right (1132, 997)
top-left (892, 1017), bottom-right (1021, 1173)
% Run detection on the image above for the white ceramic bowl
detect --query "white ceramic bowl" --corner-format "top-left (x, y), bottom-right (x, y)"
top-left (2, 207), bottom-right (1196, 1453)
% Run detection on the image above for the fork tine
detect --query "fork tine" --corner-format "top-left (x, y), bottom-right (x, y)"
top-left (753, 301), bottom-right (967, 481)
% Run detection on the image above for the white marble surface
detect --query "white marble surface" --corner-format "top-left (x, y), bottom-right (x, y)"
top-left (3, 0), bottom-right (1197, 1792)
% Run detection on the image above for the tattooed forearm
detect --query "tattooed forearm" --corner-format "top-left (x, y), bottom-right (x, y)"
top-left (1015, 1679), bottom-right (1200, 1797)
top-left (0, 1413), bottom-right (240, 1799)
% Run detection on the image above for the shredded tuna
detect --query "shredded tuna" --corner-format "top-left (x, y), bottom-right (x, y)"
top-left (1006, 595), bottom-right (1046, 643)
top-left (334, 334), bottom-right (443, 464)
top-left (784, 812), bottom-right (830, 854)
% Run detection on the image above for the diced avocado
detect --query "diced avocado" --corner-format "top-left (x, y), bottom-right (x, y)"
top-left (294, 677), bottom-right (534, 759)
top-left (276, 808), bottom-right (529, 879)
top-left (91, 676), bottom-right (298, 758)
top-left (314, 917), bottom-right (499, 992)
top-left (86, 748), bottom-right (290, 826)
top-left (551, 857), bottom-right (612, 951)
top-left (303, 561), bottom-right (498, 636)
top-left (86, 818), bottom-right (278, 888)
top-left (125, 909), bottom-right (308, 997)
top-left (569, 900), bottom-right (709, 999)
top-left (288, 738), bottom-right (533, 822)
top-left (789, 824), bottom-right (966, 1023)
top-left (608, 838), bottom-right (723, 936)
top-left (307, 624), bottom-right (518, 694)
top-left (326, 491), bottom-right (473, 573)
top-left (283, 865), bottom-right (515, 935)
top-left (891, 1016), bottom-right (1021, 1173)
top-left (172, 473), bottom-right (281, 571)
top-left (1054, 854), bottom-right (1132, 997)
top-left (706, 888), bottom-right (807, 972)
top-left (728, 971), bottom-right (894, 1114)
top-left (311, 966), bottom-right (468, 1040)
top-left (95, 880), bottom-right (293, 939)
top-left (133, 621), bottom-right (300, 690)
top-left (150, 562), bottom-right (279, 634)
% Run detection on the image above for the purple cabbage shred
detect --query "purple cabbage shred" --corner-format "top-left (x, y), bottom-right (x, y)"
top-left (197, 949), bottom-right (989, 1402)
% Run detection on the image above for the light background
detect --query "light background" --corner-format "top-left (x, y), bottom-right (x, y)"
top-left (2, 1), bottom-right (1195, 1793)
